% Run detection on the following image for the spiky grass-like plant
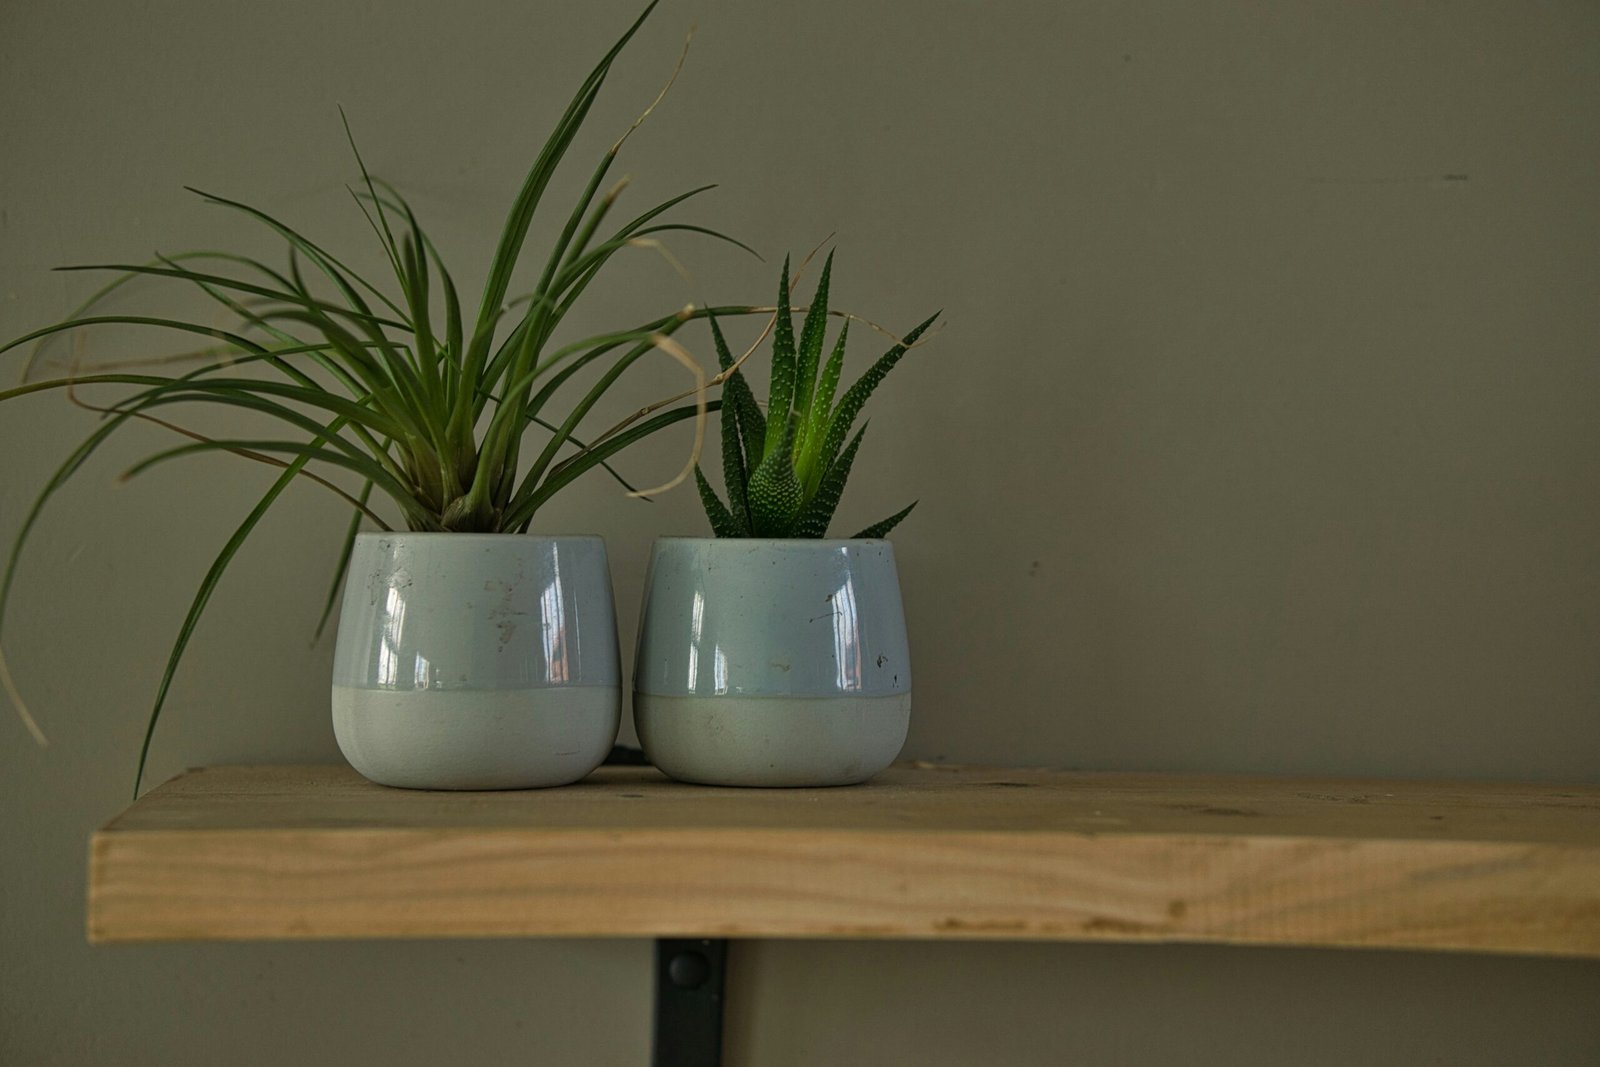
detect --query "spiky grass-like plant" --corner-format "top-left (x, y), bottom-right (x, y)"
top-left (0, 2), bottom-right (757, 789)
top-left (695, 253), bottom-right (939, 539)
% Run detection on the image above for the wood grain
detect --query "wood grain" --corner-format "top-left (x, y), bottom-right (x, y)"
top-left (88, 764), bottom-right (1600, 955)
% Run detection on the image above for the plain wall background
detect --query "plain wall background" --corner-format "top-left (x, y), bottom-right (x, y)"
top-left (3, 1), bottom-right (1597, 1063)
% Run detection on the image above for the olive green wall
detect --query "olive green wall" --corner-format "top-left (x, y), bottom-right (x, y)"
top-left (3, 1), bottom-right (1597, 1063)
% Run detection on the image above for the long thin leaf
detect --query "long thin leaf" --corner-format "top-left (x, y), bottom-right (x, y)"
top-left (0, 346), bottom-right (330, 662)
top-left (464, 179), bottom-right (707, 415)
top-left (500, 305), bottom-right (766, 521)
top-left (186, 186), bottom-right (409, 321)
top-left (510, 327), bottom-right (683, 515)
top-left (476, 135), bottom-right (628, 508)
top-left (118, 386), bottom-right (402, 481)
top-left (134, 419), bottom-right (351, 796)
top-left (125, 217), bottom-right (438, 438)
top-left (313, 478), bottom-right (374, 642)
top-left (132, 376), bottom-right (406, 439)
top-left (459, 0), bottom-right (660, 429)
top-left (506, 401), bottom-right (704, 526)
top-left (530, 415), bottom-right (644, 495)
top-left (121, 437), bottom-right (420, 515)
top-left (52, 263), bottom-right (408, 333)
top-left (88, 398), bottom-right (392, 529)
top-left (1, 313), bottom-right (267, 362)
top-left (338, 108), bottom-right (405, 289)
top-left (18, 250), bottom-right (300, 382)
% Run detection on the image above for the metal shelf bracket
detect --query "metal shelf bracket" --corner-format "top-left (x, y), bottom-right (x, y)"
top-left (653, 938), bottom-right (728, 1067)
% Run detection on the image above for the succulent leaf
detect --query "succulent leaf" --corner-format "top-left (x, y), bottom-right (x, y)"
top-left (761, 257), bottom-right (797, 461)
top-left (799, 319), bottom-right (848, 495)
top-left (695, 465), bottom-right (743, 538)
top-left (792, 422), bottom-right (867, 539)
top-left (745, 413), bottom-right (803, 536)
top-left (816, 311), bottom-right (939, 478)
top-left (709, 314), bottom-right (762, 521)
top-left (853, 500), bottom-right (917, 539)
top-left (790, 250), bottom-right (834, 462)
top-left (717, 404), bottom-right (750, 535)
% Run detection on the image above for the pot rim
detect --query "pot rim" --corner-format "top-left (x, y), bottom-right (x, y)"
top-left (651, 536), bottom-right (893, 547)
top-left (352, 531), bottom-right (604, 542)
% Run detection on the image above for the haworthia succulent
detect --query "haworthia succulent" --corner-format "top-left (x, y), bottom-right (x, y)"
top-left (745, 414), bottom-right (803, 536)
top-left (696, 257), bottom-right (936, 541)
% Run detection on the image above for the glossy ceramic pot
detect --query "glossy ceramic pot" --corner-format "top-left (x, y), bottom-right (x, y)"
top-left (332, 533), bottom-right (621, 789)
top-left (633, 538), bottom-right (911, 786)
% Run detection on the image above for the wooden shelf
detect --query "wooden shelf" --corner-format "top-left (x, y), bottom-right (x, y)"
top-left (88, 764), bottom-right (1600, 956)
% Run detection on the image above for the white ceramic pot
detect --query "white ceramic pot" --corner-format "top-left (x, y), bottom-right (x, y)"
top-left (332, 533), bottom-right (621, 790)
top-left (633, 538), bottom-right (911, 787)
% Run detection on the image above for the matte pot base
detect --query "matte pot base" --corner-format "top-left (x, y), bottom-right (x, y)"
top-left (634, 691), bottom-right (911, 787)
top-left (333, 686), bottom-right (620, 790)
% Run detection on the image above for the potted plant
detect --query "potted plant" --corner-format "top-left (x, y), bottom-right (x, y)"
top-left (0, 2), bottom-right (756, 792)
top-left (633, 253), bottom-right (939, 786)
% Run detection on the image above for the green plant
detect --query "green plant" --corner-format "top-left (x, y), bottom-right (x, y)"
top-left (695, 253), bottom-right (939, 539)
top-left (0, 1), bottom-right (755, 788)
